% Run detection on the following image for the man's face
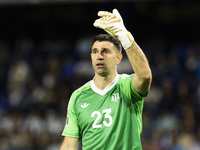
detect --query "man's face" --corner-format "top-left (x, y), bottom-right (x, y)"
top-left (91, 41), bottom-right (122, 77)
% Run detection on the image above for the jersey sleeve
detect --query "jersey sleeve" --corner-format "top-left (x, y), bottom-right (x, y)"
top-left (62, 93), bottom-right (80, 138)
top-left (120, 74), bottom-right (149, 102)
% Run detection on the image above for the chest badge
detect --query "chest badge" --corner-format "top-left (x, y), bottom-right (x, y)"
top-left (111, 93), bottom-right (119, 102)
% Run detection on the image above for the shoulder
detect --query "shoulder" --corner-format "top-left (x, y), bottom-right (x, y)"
top-left (68, 80), bottom-right (92, 107)
top-left (75, 80), bottom-right (92, 92)
top-left (117, 74), bottom-right (133, 92)
top-left (71, 80), bottom-right (92, 99)
top-left (118, 73), bottom-right (134, 80)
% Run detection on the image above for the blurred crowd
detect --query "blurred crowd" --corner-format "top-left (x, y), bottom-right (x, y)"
top-left (0, 36), bottom-right (200, 150)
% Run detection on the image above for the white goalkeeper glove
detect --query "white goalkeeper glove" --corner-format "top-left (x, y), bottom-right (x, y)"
top-left (93, 8), bottom-right (134, 50)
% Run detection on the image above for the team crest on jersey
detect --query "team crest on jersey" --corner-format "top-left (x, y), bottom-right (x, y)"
top-left (111, 93), bottom-right (119, 102)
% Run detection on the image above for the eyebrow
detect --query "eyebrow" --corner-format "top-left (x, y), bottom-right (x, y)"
top-left (91, 48), bottom-right (97, 51)
top-left (91, 48), bottom-right (111, 52)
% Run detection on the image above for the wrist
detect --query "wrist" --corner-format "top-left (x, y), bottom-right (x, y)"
top-left (119, 31), bottom-right (134, 50)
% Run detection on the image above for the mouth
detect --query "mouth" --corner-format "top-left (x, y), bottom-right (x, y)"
top-left (96, 63), bottom-right (104, 67)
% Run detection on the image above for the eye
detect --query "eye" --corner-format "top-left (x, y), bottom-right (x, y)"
top-left (104, 51), bottom-right (109, 54)
top-left (92, 50), bottom-right (98, 54)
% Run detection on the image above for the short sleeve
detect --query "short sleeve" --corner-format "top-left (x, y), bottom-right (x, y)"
top-left (62, 93), bottom-right (80, 138)
top-left (119, 74), bottom-right (149, 102)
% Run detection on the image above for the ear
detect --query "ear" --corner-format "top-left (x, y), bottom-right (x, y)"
top-left (116, 53), bottom-right (123, 65)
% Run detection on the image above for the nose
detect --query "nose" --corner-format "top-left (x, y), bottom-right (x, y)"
top-left (97, 53), bottom-right (103, 59)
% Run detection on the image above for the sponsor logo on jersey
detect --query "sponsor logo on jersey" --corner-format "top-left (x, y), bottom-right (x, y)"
top-left (81, 103), bottom-right (89, 108)
top-left (111, 93), bottom-right (119, 102)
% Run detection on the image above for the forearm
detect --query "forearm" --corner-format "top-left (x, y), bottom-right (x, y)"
top-left (126, 41), bottom-right (151, 79)
top-left (125, 41), bottom-right (152, 94)
top-left (60, 137), bottom-right (79, 150)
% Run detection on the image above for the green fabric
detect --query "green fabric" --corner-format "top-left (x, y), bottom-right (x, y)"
top-left (62, 74), bottom-right (148, 150)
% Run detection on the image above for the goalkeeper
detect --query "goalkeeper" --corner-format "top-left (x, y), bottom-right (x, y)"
top-left (60, 9), bottom-right (152, 150)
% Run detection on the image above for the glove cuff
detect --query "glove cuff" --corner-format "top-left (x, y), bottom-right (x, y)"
top-left (119, 31), bottom-right (134, 50)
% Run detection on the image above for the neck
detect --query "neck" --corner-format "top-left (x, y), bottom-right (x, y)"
top-left (94, 72), bottom-right (117, 90)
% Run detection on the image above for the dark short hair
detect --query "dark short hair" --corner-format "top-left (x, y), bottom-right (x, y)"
top-left (91, 34), bottom-right (122, 53)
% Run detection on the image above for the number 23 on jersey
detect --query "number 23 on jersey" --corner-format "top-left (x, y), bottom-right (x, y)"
top-left (91, 108), bottom-right (113, 128)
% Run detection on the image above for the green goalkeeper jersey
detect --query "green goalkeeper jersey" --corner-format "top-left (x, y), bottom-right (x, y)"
top-left (62, 74), bottom-right (148, 150)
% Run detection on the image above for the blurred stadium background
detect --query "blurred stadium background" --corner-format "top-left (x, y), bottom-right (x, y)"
top-left (0, 0), bottom-right (200, 150)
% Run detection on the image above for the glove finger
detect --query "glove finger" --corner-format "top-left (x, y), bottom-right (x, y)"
top-left (112, 9), bottom-right (123, 22)
top-left (93, 19), bottom-right (103, 28)
top-left (98, 11), bottom-right (112, 17)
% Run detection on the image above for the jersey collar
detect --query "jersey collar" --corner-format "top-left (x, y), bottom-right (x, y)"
top-left (91, 74), bottom-right (119, 96)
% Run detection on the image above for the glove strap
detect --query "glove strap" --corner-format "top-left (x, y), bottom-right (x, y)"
top-left (119, 31), bottom-right (134, 50)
